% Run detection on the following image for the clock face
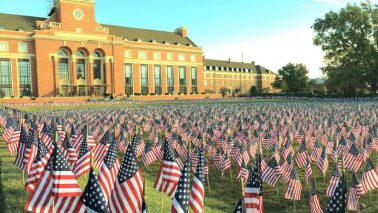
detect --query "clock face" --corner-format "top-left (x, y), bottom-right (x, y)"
top-left (73, 9), bottom-right (84, 20)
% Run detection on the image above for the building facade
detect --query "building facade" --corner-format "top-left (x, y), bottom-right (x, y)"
top-left (203, 59), bottom-right (277, 94)
top-left (0, 0), bottom-right (204, 98)
top-left (0, 0), bottom-right (277, 99)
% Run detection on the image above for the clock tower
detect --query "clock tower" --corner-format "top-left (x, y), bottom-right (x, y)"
top-left (48, 0), bottom-right (106, 34)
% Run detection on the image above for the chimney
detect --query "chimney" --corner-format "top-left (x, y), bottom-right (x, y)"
top-left (175, 26), bottom-right (187, 37)
top-left (251, 61), bottom-right (255, 66)
top-left (228, 58), bottom-right (231, 64)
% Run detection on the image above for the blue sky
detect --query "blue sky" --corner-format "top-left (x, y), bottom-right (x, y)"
top-left (0, 0), bottom-right (373, 77)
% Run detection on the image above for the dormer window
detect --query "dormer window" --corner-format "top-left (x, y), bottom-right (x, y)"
top-left (163, 41), bottom-right (169, 45)
top-left (136, 38), bottom-right (143, 42)
top-left (151, 40), bottom-right (157, 43)
top-left (17, 27), bottom-right (24, 32)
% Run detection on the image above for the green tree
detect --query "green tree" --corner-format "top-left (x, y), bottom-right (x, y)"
top-left (313, 1), bottom-right (378, 93)
top-left (274, 63), bottom-right (309, 94)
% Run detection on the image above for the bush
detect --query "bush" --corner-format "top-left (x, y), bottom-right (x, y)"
top-left (150, 93), bottom-right (155, 95)
top-left (201, 92), bottom-right (205, 95)
top-left (178, 92), bottom-right (182, 95)
top-left (134, 93), bottom-right (141, 96)
top-left (165, 93), bottom-right (169, 95)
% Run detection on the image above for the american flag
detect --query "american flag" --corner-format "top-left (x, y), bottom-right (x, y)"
top-left (261, 156), bottom-right (282, 186)
top-left (361, 158), bottom-right (378, 192)
top-left (92, 130), bottom-right (111, 169)
top-left (325, 174), bottom-right (347, 213)
top-left (237, 160), bottom-right (249, 185)
top-left (7, 121), bottom-right (21, 155)
top-left (98, 139), bottom-right (120, 203)
top-left (142, 143), bottom-right (157, 166)
top-left (14, 127), bottom-right (28, 169)
top-left (41, 123), bottom-right (55, 148)
top-left (222, 154), bottom-right (231, 175)
top-left (282, 153), bottom-right (293, 183)
top-left (171, 158), bottom-right (191, 213)
top-left (24, 144), bottom-right (81, 212)
top-left (80, 168), bottom-right (110, 212)
top-left (154, 137), bottom-right (181, 198)
top-left (330, 141), bottom-right (339, 162)
top-left (51, 143), bottom-right (81, 197)
top-left (309, 179), bottom-right (323, 213)
top-left (344, 143), bottom-right (362, 172)
top-left (108, 142), bottom-right (144, 212)
top-left (317, 146), bottom-right (328, 176)
top-left (282, 139), bottom-right (293, 162)
top-left (310, 140), bottom-right (322, 161)
top-left (213, 150), bottom-right (224, 171)
top-left (284, 168), bottom-right (302, 200)
top-left (347, 173), bottom-right (364, 211)
top-left (2, 117), bottom-right (14, 143)
top-left (295, 139), bottom-right (308, 168)
top-left (25, 137), bottom-right (52, 192)
top-left (233, 198), bottom-right (245, 213)
top-left (24, 130), bottom-right (37, 174)
top-left (61, 134), bottom-right (78, 168)
top-left (326, 165), bottom-right (342, 196)
top-left (73, 135), bottom-right (91, 178)
top-left (244, 155), bottom-right (263, 213)
top-left (305, 156), bottom-right (313, 185)
top-left (190, 148), bottom-right (205, 213)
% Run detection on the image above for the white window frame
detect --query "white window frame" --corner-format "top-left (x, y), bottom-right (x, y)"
top-left (138, 51), bottom-right (147, 60)
top-left (153, 52), bottom-right (161, 60)
top-left (190, 54), bottom-right (196, 62)
top-left (0, 41), bottom-right (9, 52)
top-left (178, 53), bottom-right (185, 61)
top-left (124, 50), bottom-right (132, 58)
top-left (167, 53), bottom-right (173, 61)
top-left (18, 43), bottom-right (28, 53)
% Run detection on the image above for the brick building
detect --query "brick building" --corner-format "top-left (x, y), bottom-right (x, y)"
top-left (0, 0), bottom-right (276, 99)
top-left (203, 58), bottom-right (278, 94)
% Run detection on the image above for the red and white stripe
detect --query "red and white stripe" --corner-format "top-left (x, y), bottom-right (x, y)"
top-left (108, 169), bottom-right (144, 213)
top-left (189, 175), bottom-right (204, 213)
top-left (73, 151), bottom-right (91, 178)
top-left (154, 160), bottom-right (181, 198)
top-left (98, 159), bottom-right (121, 202)
top-left (244, 187), bottom-right (263, 213)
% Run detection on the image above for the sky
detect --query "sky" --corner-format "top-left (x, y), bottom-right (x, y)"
top-left (0, 0), bottom-right (374, 78)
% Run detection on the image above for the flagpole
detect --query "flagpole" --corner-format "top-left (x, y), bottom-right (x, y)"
top-left (203, 135), bottom-right (211, 194)
top-left (160, 132), bottom-right (165, 213)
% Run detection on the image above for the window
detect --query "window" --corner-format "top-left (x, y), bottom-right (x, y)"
top-left (167, 53), bottom-right (173, 61)
top-left (0, 59), bottom-right (12, 97)
top-left (190, 55), bottom-right (196, 62)
top-left (166, 65), bottom-right (174, 94)
top-left (18, 59), bottom-right (31, 96)
top-left (124, 63), bottom-right (133, 95)
top-left (93, 50), bottom-right (103, 80)
top-left (179, 66), bottom-right (186, 94)
top-left (154, 65), bottom-right (162, 94)
top-left (138, 51), bottom-right (147, 59)
top-left (204, 80), bottom-right (208, 86)
top-left (76, 50), bottom-right (87, 80)
top-left (153, 52), bottom-right (161, 60)
top-left (178, 54), bottom-right (185, 61)
top-left (58, 48), bottom-right (70, 80)
top-left (140, 64), bottom-right (149, 95)
top-left (0, 42), bottom-right (8, 52)
top-left (191, 67), bottom-right (198, 94)
top-left (18, 43), bottom-right (28, 53)
top-left (124, 50), bottom-right (131, 58)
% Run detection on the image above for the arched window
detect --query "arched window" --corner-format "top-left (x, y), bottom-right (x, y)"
top-left (76, 49), bottom-right (87, 80)
top-left (93, 50), bottom-right (104, 81)
top-left (58, 48), bottom-right (70, 80)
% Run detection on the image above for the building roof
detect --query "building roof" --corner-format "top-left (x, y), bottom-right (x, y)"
top-left (204, 59), bottom-right (276, 74)
top-left (0, 13), bottom-right (197, 47)
top-left (0, 13), bottom-right (44, 32)
top-left (310, 78), bottom-right (326, 85)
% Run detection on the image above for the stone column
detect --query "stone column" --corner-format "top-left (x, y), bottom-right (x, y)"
top-left (161, 65), bottom-right (167, 94)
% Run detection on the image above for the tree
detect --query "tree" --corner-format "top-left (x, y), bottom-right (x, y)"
top-left (313, 1), bottom-right (378, 93)
top-left (274, 63), bottom-right (309, 94)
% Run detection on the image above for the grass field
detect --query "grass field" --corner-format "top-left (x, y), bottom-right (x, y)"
top-left (1, 100), bottom-right (378, 212)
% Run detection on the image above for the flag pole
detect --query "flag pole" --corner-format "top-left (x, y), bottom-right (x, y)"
top-left (203, 135), bottom-right (211, 194)
top-left (160, 132), bottom-right (165, 213)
